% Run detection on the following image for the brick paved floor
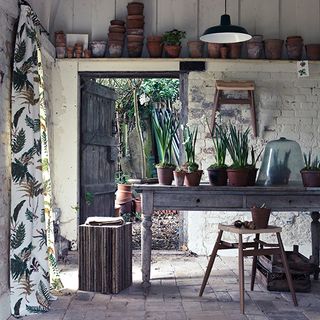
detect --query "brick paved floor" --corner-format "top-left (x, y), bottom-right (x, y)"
top-left (10, 251), bottom-right (320, 320)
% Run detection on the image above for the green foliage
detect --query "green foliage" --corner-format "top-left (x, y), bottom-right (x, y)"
top-left (12, 158), bottom-right (33, 183)
top-left (25, 115), bottom-right (40, 132)
top-left (13, 107), bottom-right (25, 128)
top-left (155, 162), bottom-right (176, 169)
top-left (152, 109), bottom-right (179, 166)
top-left (115, 171), bottom-right (129, 184)
top-left (183, 162), bottom-right (199, 173)
top-left (25, 208), bottom-right (34, 222)
top-left (85, 192), bottom-right (94, 205)
top-left (162, 29), bottom-right (186, 45)
top-left (183, 125), bottom-right (198, 164)
top-left (207, 119), bottom-right (227, 168)
top-left (303, 151), bottom-right (320, 170)
top-left (15, 40), bottom-right (26, 63)
top-left (13, 67), bottom-right (32, 92)
top-left (139, 79), bottom-right (179, 103)
top-left (13, 200), bottom-right (26, 223)
top-left (11, 222), bottom-right (26, 249)
top-left (249, 146), bottom-right (263, 168)
top-left (11, 254), bottom-right (28, 280)
top-left (12, 128), bottom-right (26, 154)
top-left (224, 124), bottom-right (250, 168)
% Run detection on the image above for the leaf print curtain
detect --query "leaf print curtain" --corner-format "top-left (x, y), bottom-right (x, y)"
top-left (10, 2), bottom-right (61, 317)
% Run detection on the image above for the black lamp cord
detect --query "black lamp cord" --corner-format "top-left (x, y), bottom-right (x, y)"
top-left (224, 0), bottom-right (227, 14)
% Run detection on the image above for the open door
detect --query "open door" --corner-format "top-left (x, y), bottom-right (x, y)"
top-left (80, 80), bottom-right (117, 224)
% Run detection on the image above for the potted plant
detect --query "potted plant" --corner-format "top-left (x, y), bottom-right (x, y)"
top-left (115, 171), bottom-right (133, 214)
top-left (152, 109), bottom-right (179, 185)
top-left (207, 121), bottom-right (228, 186)
top-left (182, 125), bottom-right (202, 186)
top-left (300, 151), bottom-right (320, 187)
top-left (247, 146), bottom-right (263, 186)
top-left (162, 29), bottom-right (186, 58)
top-left (173, 167), bottom-right (186, 186)
top-left (224, 124), bottom-right (250, 186)
top-left (268, 150), bottom-right (291, 185)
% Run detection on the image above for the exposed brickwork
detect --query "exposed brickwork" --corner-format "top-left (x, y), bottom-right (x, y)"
top-left (0, 6), bottom-right (15, 319)
top-left (186, 69), bottom-right (320, 256)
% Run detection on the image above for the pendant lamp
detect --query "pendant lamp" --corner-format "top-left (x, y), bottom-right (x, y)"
top-left (200, 0), bottom-right (252, 43)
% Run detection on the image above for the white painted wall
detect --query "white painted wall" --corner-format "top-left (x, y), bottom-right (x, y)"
top-left (0, 2), bottom-right (18, 319)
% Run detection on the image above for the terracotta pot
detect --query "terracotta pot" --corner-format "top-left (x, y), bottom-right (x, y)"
top-left (108, 32), bottom-right (125, 41)
top-left (66, 46), bottom-right (74, 58)
top-left (164, 44), bottom-right (181, 58)
top-left (227, 168), bottom-right (249, 186)
top-left (207, 168), bottom-right (227, 186)
top-left (301, 170), bottom-right (320, 187)
top-left (127, 28), bottom-right (144, 35)
top-left (114, 204), bottom-right (121, 217)
top-left (220, 46), bottom-right (229, 59)
top-left (208, 43), bottom-right (222, 58)
top-left (173, 171), bottom-right (186, 186)
top-left (228, 43), bottom-right (242, 59)
top-left (109, 25), bottom-right (126, 33)
top-left (133, 198), bottom-right (142, 213)
top-left (90, 41), bottom-right (106, 57)
top-left (264, 39), bottom-right (283, 60)
top-left (55, 31), bottom-right (66, 46)
top-left (127, 15), bottom-right (144, 29)
top-left (110, 19), bottom-right (125, 26)
top-left (187, 40), bottom-right (204, 58)
top-left (251, 207), bottom-right (271, 229)
top-left (305, 44), bottom-right (320, 60)
top-left (127, 2), bottom-right (144, 15)
top-left (247, 42), bottom-right (263, 59)
top-left (56, 47), bottom-right (66, 58)
top-left (116, 184), bottom-right (132, 204)
top-left (127, 34), bottom-right (144, 42)
top-left (157, 167), bottom-right (174, 185)
top-left (147, 36), bottom-right (163, 57)
top-left (127, 42), bottom-right (143, 57)
top-left (247, 167), bottom-right (258, 186)
top-left (286, 36), bottom-right (303, 60)
top-left (83, 49), bottom-right (92, 58)
top-left (184, 170), bottom-right (203, 187)
top-left (108, 40), bottom-right (124, 57)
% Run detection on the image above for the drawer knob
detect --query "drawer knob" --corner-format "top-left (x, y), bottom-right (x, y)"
top-left (196, 198), bottom-right (200, 203)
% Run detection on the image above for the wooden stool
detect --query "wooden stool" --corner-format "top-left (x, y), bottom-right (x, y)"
top-left (199, 224), bottom-right (298, 314)
top-left (212, 80), bottom-right (257, 136)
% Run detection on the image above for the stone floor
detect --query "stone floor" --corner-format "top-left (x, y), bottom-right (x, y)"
top-left (11, 251), bottom-right (320, 320)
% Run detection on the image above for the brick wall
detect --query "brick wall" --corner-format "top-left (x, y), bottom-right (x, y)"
top-left (0, 5), bottom-right (16, 319)
top-left (185, 63), bottom-right (320, 256)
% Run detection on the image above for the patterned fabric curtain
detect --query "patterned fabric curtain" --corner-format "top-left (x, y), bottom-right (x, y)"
top-left (10, 2), bottom-right (61, 317)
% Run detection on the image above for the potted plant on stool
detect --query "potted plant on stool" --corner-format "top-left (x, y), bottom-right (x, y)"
top-left (162, 29), bottom-right (186, 58)
top-left (224, 124), bottom-right (250, 186)
top-left (300, 151), bottom-right (320, 187)
top-left (152, 109), bottom-right (179, 185)
top-left (182, 125), bottom-right (202, 186)
top-left (207, 121), bottom-right (228, 186)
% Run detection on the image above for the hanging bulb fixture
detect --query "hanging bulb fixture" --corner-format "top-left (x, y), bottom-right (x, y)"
top-left (200, 0), bottom-right (252, 43)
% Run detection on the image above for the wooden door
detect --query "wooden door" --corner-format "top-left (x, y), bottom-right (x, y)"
top-left (80, 80), bottom-right (117, 224)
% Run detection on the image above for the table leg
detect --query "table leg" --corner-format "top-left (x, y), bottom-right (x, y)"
top-left (141, 191), bottom-right (154, 290)
top-left (311, 211), bottom-right (320, 280)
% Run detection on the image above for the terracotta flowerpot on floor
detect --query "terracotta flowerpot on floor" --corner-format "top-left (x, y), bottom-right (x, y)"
top-left (207, 168), bottom-right (227, 186)
top-left (301, 170), bottom-right (320, 187)
top-left (227, 168), bottom-right (249, 186)
top-left (228, 43), bottom-right (242, 59)
top-left (208, 43), bottom-right (222, 58)
top-left (173, 171), bottom-right (186, 186)
top-left (251, 207), bottom-right (271, 229)
top-left (164, 44), bottom-right (181, 58)
top-left (305, 44), bottom-right (320, 60)
top-left (264, 39), bottom-right (283, 60)
top-left (147, 36), bottom-right (163, 57)
top-left (187, 40), bottom-right (204, 58)
top-left (184, 170), bottom-right (203, 187)
top-left (127, 2), bottom-right (144, 15)
top-left (157, 167), bottom-right (174, 185)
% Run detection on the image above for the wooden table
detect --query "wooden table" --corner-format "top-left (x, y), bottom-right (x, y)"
top-left (134, 184), bottom-right (320, 288)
